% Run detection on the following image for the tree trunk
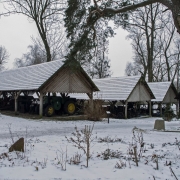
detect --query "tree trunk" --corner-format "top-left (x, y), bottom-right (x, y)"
top-left (149, 4), bottom-right (155, 82)
top-left (35, 18), bottom-right (52, 62)
top-left (158, 0), bottom-right (180, 33)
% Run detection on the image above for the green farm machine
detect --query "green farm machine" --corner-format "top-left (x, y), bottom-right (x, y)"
top-left (42, 96), bottom-right (77, 117)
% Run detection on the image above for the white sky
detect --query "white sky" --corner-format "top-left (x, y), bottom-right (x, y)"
top-left (0, 13), bottom-right (133, 77)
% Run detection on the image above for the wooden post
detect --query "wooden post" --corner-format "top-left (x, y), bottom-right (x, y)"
top-left (15, 97), bottom-right (18, 113)
top-left (90, 93), bottom-right (93, 114)
top-left (176, 102), bottom-right (179, 117)
top-left (125, 101), bottom-right (128, 119)
top-left (39, 92), bottom-right (44, 117)
top-left (14, 91), bottom-right (21, 114)
top-left (179, 98), bottom-right (180, 118)
top-left (149, 101), bottom-right (151, 117)
top-left (87, 92), bottom-right (93, 111)
top-left (160, 103), bottom-right (162, 117)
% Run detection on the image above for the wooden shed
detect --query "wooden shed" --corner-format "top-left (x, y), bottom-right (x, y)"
top-left (71, 75), bottom-right (155, 118)
top-left (0, 60), bottom-right (99, 116)
top-left (147, 81), bottom-right (178, 116)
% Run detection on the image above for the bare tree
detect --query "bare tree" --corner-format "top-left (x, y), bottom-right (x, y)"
top-left (174, 38), bottom-right (180, 90)
top-left (126, 3), bottom-right (164, 82)
top-left (73, 22), bottom-right (112, 79)
top-left (63, 0), bottom-right (180, 68)
top-left (86, 0), bottom-right (180, 35)
top-left (125, 3), bottom-right (180, 82)
top-left (14, 44), bottom-right (46, 68)
top-left (0, 45), bottom-right (9, 71)
top-left (2, 0), bottom-right (66, 62)
top-left (31, 23), bottom-right (68, 61)
top-left (85, 36), bottom-right (112, 79)
top-left (125, 62), bottom-right (139, 76)
top-left (157, 14), bottom-right (179, 81)
top-left (89, 56), bottom-right (111, 79)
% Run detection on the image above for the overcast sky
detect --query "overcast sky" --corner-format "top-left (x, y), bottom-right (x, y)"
top-left (0, 12), bottom-right (133, 77)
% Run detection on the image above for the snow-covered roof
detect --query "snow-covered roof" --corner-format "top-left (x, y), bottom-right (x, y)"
top-left (0, 60), bottom-right (63, 91)
top-left (147, 81), bottom-right (176, 102)
top-left (93, 75), bottom-right (142, 100)
top-left (71, 75), bottom-right (154, 101)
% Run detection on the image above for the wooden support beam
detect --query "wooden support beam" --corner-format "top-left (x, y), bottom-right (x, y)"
top-left (87, 92), bottom-right (93, 112)
top-left (23, 91), bottom-right (29, 96)
top-left (176, 102), bottom-right (179, 117)
top-left (87, 92), bottom-right (92, 99)
top-left (39, 92), bottom-right (44, 117)
top-left (125, 101), bottom-right (128, 119)
top-left (149, 100), bottom-right (152, 117)
top-left (39, 92), bottom-right (47, 116)
top-left (160, 103), bottom-right (162, 117)
top-left (91, 92), bottom-right (94, 110)
top-left (14, 91), bottom-right (21, 114)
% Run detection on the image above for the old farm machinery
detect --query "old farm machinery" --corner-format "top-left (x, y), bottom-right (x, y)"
top-left (42, 95), bottom-right (77, 116)
top-left (0, 93), bottom-right (78, 117)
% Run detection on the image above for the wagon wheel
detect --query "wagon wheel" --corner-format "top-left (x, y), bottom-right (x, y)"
top-left (45, 105), bottom-right (54, 117)
top-left (63, 100), bottom-right (76, 115)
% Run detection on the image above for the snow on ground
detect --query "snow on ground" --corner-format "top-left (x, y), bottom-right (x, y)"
top-left (0, 114), bottom-right (180, 180)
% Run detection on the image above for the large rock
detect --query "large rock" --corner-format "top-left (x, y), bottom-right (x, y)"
top-left (9, 137), bottom-right (24, 152)
top-left (154, 119), bottom-right (165, 130)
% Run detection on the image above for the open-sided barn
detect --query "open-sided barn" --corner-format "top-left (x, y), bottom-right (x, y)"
top-left (0, 60), bottom-right (99, 116)
top-left (93, 75), bottom-right (154, 101)
top-left (93, 75), bottom-right (155, 118)
top-left (71, 75), bottom-right (155, 118)
top-left (147, 81), bottom-right (178, 116)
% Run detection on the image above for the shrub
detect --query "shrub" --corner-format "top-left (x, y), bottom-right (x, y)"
top-left (65, 124), bottom-right (95, 167)
top-left (84, 100), bottom-right (106, 121)
top-left (163, 105), bottom-right (175, 121)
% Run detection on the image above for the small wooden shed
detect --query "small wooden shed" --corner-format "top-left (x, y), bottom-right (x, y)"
top-left (0, 60), bottom-right (99, 116)
top-left (147, 81), bottom-right (178, 116)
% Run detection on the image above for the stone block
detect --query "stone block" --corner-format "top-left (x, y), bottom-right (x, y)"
top-left (9, 137), bottom-right (24, 152)
top-left (154, 119), bottom-right (165, 130)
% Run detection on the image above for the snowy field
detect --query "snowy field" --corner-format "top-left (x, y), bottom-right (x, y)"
top-left (0, 114), bottom-right (180, 180)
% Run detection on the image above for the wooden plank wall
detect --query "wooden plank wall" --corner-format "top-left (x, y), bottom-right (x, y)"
top-left (41, 68), bottom-right (93, 94)
top-left (163, 87), bottom-right (178, 103)
top-left (128, 82), bottom-right (151, 102)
